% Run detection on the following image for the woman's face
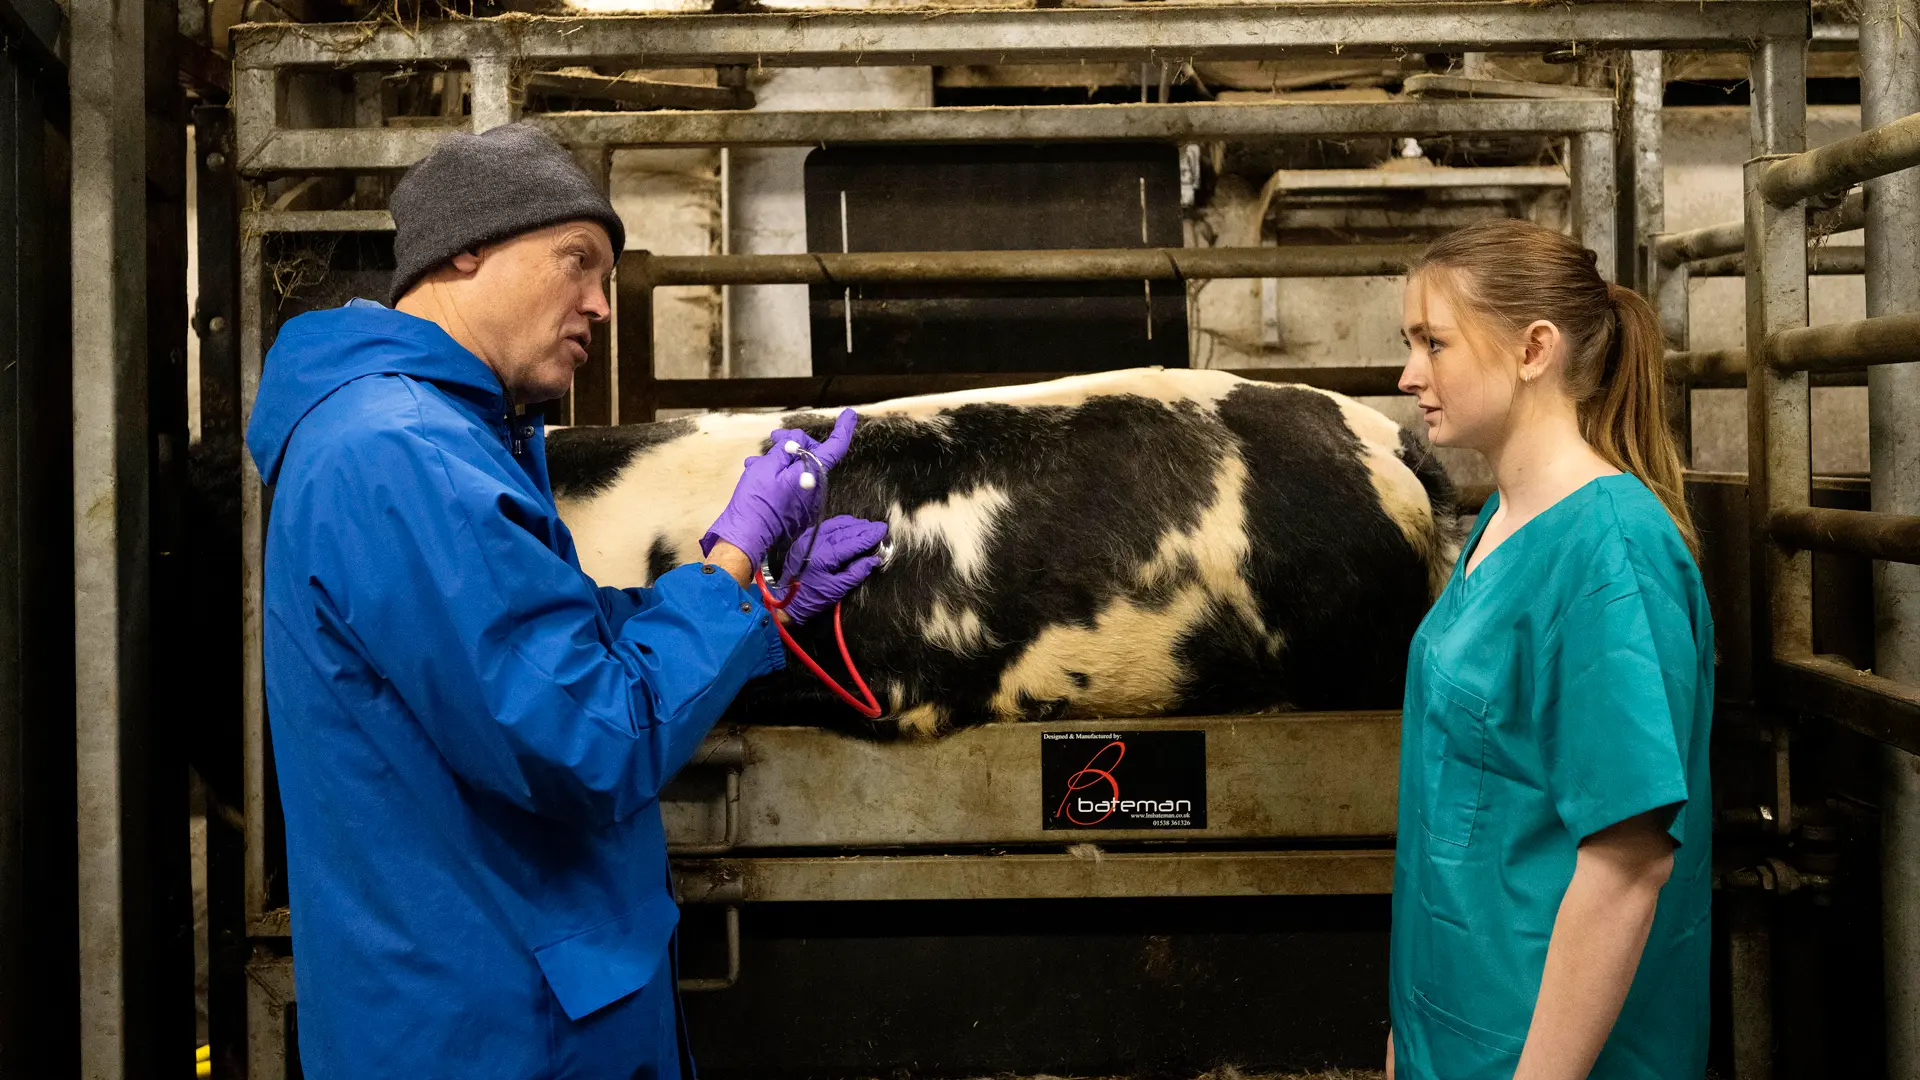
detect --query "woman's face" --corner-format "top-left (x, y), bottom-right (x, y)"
top-left (1398, 272), bottom-right (1520, 452)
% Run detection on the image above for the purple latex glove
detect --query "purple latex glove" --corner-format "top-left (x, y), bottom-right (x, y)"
top-left (777, 516), bottom-right (889, 626)
top-left (701, 409), bottom-right (859, 564)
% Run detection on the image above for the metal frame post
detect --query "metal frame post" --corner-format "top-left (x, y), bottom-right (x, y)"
top-left (1570, 127), bottom-right (1619, 282)
top-left (1737, 35), bottom-right (1809, 1080)
top-left (1747, 37), bottom-right (1813, 671)
top-left (1623, 51), bottom-right (1665, 291)
top-left (1622, 51), bottom-right (1689, 462)
top-left (1860, 0), bottom-right (1920, 1067)
top-left (616, 258), bottom-right (657, 423)
top-left (71, 0), bottom-right (155, 1075)
top-left (469, 55), bottom-right (517, 132)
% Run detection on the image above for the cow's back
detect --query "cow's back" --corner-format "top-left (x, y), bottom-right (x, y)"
top-left (549, 369), bottom-right (1458, 736)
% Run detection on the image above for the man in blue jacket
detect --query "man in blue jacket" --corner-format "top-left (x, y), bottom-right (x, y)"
top-left (245, 123), bottom-right (885, 1079)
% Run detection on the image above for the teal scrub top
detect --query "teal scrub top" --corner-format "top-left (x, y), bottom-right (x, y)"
top-left (1390, 473), bottom-right (1714, 1080)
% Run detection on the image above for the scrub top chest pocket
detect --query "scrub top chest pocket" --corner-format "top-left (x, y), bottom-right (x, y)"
top-left (1421, 664), bottom-right (1492, 849)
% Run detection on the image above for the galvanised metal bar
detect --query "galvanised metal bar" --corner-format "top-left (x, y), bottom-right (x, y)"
top-left (237, 99), bottom-right (1615, 175)
top-left (1669, 348), bottom-right (1751, 382)
top-left (541, 97), bottom-right (1617, 141)
top-left (1626, 51), bottom-right (1687, 460)
top-left (1746, 35), bottom-right (1813, 679)
top-left (640, 245), bottom-right (1422, 287)
top-left (1625, 51), bottom-right (1665, 291)
top-left (1263, 165), bottom-right (1567, 191)
top-left (1740, 32), bottom-right (1809, 1080)
top-left (1658, 219), bottom-right (1747, 266)
top-left (232, 217), bottom-right (1423, 284)
top-left (1766, 313), bottom-right (1920, 372)
top-left (1860, 0), bottom-right (1920, 1065)
top-left (1665, 347), bottom-right (1865, 389)
top-left (1690, 246), bottom-right (1866, 277)
top-left (614, 245), bottom-right (1414, 418)
top-left (671, 850), bottom-right (1396, 902)
top-left (243, 208), bottom-right (393, 233)
top-left (1761, 110), bottom-right (1920, 208)
top-left (1654, 191), bottom-right (1867, 266)
top-left (1770, 506), bottom-right (1920, 564)
top-left (239, 216), bottom-right (269, 929)
top-left (230, 3), bottom-right (1810, 70)
top-left (469, 54), bottom-right (517, 131)
top-left (1570, 127), bottom-right (1618, 281)
top-left (71, 0), bottom-right (154, 1074)
top-left (1655, 260), bottom-right (1690, 351)
top-left (1775, 655), bottom-right (1920, 758)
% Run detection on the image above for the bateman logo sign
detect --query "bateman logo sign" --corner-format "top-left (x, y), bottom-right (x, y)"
top-left (1040, 730), bottom-right (1207, 831)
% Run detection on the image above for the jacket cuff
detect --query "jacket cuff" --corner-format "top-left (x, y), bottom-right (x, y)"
top-left (755, 600), bottom-right (787, 673)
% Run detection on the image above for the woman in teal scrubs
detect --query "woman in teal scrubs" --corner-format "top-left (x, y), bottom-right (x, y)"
top-left (1387, 218), bottom-right (1714, 1080)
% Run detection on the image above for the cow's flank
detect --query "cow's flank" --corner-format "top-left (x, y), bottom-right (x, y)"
top-left (548, 368), bottom-right (1457, 737)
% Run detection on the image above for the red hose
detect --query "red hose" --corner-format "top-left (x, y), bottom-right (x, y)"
top-left (754, 569), bottom-right (883, 719)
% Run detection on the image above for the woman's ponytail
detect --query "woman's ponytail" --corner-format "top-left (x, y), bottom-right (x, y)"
top-left (1412, 219), bottom-right (1699, 557)
top-left (1585, 283), bottom-right (1698, 555)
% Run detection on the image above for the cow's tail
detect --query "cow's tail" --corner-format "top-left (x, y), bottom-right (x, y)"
top-left (1396, 426), bottom-right (1466, 600)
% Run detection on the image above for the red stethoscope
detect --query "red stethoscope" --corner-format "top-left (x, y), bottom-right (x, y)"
top-left (750, 444), bottom-right (884, 720)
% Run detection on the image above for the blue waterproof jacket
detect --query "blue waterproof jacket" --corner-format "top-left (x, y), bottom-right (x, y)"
top-left (246, 299), bottom-right (785, 1079)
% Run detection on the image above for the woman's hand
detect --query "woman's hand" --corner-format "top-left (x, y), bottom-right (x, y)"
top-left (775, 516), bottom-right (888, 626)
top-left (1386, 1029), bottom-right (1395, 1080)
top-left (701, 409), bottom-right (858, 565)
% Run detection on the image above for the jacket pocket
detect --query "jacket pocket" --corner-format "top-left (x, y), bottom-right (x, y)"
top-left (533, 890), bottom-right (681, 1021)
top-left (1421, 668), bottom-right (1489, 849)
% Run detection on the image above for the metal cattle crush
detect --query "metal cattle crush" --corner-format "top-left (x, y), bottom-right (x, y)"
top-left (224, 2), bottom-right (1920, 1076)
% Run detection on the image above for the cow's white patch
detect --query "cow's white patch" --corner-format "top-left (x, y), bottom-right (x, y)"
top-left (554, 414), bottom-right (769, 586)
top-left (988, 453), bottom-right (1279, 721)
top-left (920, 600), bottom-right (994, 655)
top-left (1299, 385), bottom-right (1451, 597)
top-left (894, 702), bottom-right (947, 738)
top-left (888, 485), bottom-right (1010, 586)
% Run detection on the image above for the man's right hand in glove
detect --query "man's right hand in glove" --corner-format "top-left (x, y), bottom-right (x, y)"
top-left (701, 408), bottom-right (859, 567)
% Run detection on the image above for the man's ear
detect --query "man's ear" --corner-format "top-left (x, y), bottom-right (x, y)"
top-left (449, 250), bottom-right (482, 274)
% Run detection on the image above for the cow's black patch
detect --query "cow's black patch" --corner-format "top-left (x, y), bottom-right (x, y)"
top-left (645, 536), bottom-right (677, 586)
top-left (1172, 384), bottom-right (1433, 713)
top-left (740, 394), bottom-right (1230, 732)
top-left (547, 418), bottom-right (698, 498)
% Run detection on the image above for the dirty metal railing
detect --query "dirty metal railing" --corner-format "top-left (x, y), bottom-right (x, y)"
top-left (238, 98), bottom-right (1621, 172)
top-left (615, 243), bottom-right (1425, 418)
top-left (1650, 191), bottom-right (1867, 389)
top-left (1742, 37), bottom-right (1920, 755)
top-left (1663, 348), bottom-right (1866, 390)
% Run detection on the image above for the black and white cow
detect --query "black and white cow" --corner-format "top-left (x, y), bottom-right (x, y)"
top-left (548, 368), bottom-right (1459, 738)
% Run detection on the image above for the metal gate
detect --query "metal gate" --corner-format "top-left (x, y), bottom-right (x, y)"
top-left (226, 3), bottom-right (1851, 1076)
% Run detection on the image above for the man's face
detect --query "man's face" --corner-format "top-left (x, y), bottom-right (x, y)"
top-left (460, 220), bottom-right (615, 404)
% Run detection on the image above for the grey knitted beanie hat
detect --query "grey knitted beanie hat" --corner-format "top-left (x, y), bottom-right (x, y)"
top-left (386, 123), bottom-right (626, 306)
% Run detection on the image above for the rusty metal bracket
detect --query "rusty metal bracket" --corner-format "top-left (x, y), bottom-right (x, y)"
top-left (668, 734), bottom-right (746, 857)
